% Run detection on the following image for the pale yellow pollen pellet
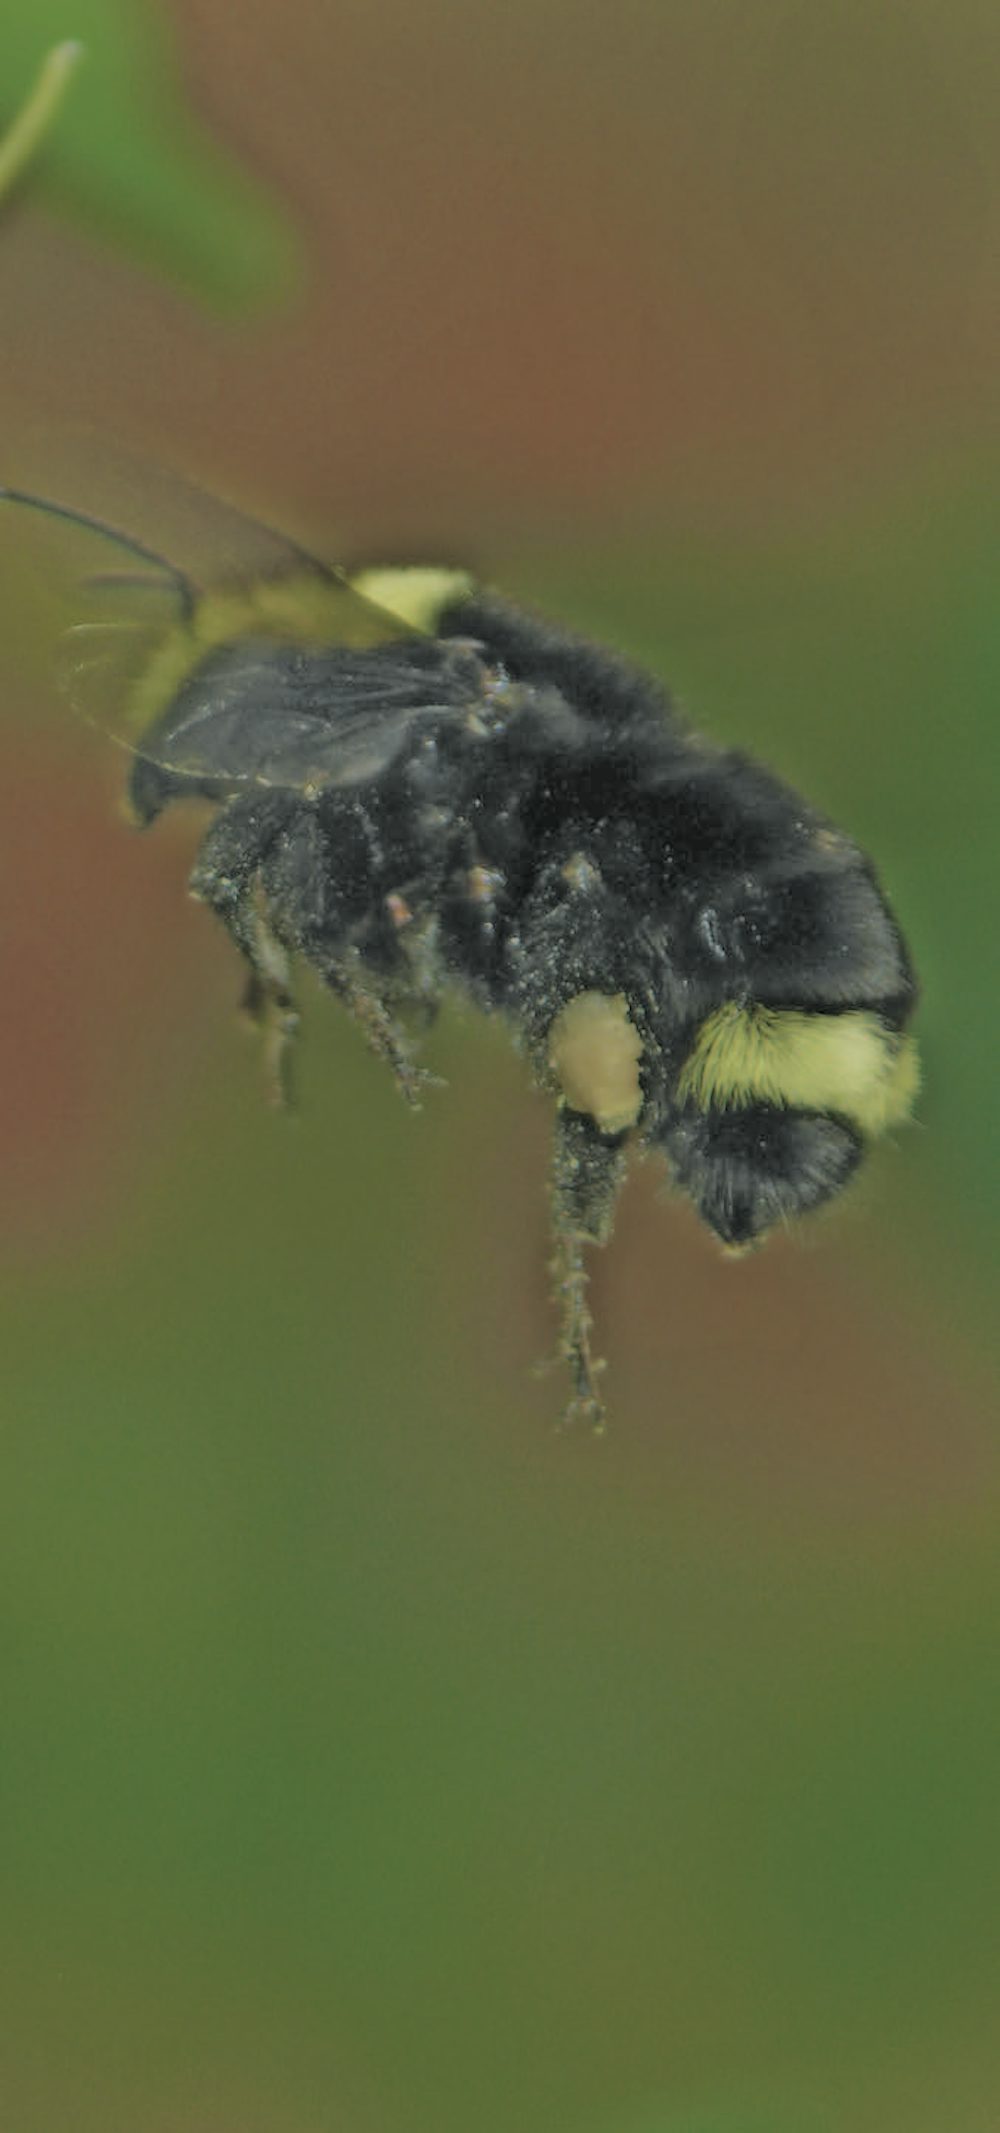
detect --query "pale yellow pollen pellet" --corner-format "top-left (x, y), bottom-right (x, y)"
top-left (547, 992), bottom-right (644, 1135)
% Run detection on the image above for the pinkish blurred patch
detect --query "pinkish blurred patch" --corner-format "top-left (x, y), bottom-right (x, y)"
top-left (0, 730), bottom-right (226, 1261)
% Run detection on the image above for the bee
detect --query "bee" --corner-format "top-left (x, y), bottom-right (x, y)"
top-left (2, 462), bottom-right (919, 1428)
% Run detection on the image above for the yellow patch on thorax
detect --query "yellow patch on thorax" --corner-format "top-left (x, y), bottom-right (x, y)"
top-left (548, 992), bottom-right (644, 1135)
top-left (676, 1001), bottom-right (919, 1138)
top-left (349, 566), bottom-right (474, 635)
top-left (125, 568), bottom-right (413, 736)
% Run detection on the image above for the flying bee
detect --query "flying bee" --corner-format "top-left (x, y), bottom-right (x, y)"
top-left (1, 460), bottom-right (919, 1428)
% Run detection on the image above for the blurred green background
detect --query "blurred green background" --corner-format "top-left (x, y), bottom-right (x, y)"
top-left (1, 4), bottom-right (998, 2130)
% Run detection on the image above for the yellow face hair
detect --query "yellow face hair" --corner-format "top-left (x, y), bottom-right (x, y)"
top-left (676, 1001), bottom-right (919, 1138)
top-left (548, 992), bottom-right (644, 1135)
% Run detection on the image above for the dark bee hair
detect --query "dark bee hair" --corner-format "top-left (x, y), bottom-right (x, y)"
top-left (2, 477), bottom-right (919, 1427)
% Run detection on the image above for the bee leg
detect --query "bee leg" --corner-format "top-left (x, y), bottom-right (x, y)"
top-left (247, 805), bottom-right (438, 1110)
top-left (319, 950), bottom-right (435, 1109)
top-left (548, 1226), bottom-right (606, 1432)
top-left (188, 799), bottom-right (301, 1108)
top-left (237, 888), bottom-right (300, 1110)
top-left (548, 1111), bottom-right (629, 1432)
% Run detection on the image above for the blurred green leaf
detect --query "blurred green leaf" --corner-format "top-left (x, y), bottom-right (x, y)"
top-left (0, 41), bottom-right (83, 204)
top-left (1, 5), bottom-right (300, 306)
top-left (607, 2106), bottom-right (832, 2133)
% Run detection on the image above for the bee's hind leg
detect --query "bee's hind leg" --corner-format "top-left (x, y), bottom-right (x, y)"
top-left (547, 1111), bottom-right (629, 1432)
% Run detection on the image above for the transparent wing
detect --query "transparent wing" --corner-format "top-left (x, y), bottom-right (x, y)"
top-left (128, 633), bottom-right (492, 819)
top-left (0, 429), bottom-right (339, 594)
top-left (0, 445), bottom-right (484, 801)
